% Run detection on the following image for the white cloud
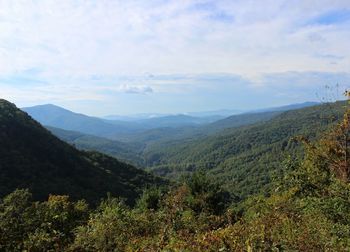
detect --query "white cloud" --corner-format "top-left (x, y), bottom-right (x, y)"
top-left (0, 0), bottom-right (349, 79)
top-left (0, 1), bottom-right (349, 114)
top-left (1, 71), bottom-right (349, 115)
top-left (117, 84), bottom-right (153, 94)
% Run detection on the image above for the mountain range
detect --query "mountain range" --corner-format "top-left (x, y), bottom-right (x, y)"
top-left (0, 99), bottom-right (164, 204)
top-left (23, 102), bottom-right (319, 142)
top-left (1, 98), bottom-right (345, 204)
top-left (144, 101), bottom-right (344, 198)
top-left (23, 100), bottom-right (342, 199)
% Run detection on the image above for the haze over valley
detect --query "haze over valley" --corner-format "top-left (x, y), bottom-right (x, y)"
top-left (1, 1), bottom-right (350, 250)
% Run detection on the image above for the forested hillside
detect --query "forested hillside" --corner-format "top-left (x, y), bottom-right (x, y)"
top-left (25, 102), bottom-right (317, 145)
top-left (46, 109), bottom-right (288, 162)
top-left (145, 101), bottom-right (345, 198)
top-left (22, 104), bottom-right (146, 139)
top-left (47, 126), bottom-right (145, 166)
top-left (42, 101), bottom-right (345, 200)
top-left (1, 100), bottom-right (350, 250)
top-left (0, 99), bottom-right (164, 204)
top-left (203, 110), bottom-right (282, 133)
top-left (1, 1), bottom-right (347, 250)
top-left (120, 110), bottom-right (284, 144)
top-left (130, 114), bottom-right (224, 128)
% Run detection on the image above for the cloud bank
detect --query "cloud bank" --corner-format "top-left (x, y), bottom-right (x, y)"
top-left (0, 0), bottom-right (349, 114)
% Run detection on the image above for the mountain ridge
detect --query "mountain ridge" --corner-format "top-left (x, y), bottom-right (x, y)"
top-left (0, 99), bottom-right (165, 204)
top-left (144, 101), bottom-right (344, 198)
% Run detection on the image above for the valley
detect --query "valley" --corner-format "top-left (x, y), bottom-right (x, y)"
top-left (24, 100), bottom-right (342, 199)
top-left (1, 1), bottom-right (349, 250)
top-left (2, 98), bottom-right (350, 251)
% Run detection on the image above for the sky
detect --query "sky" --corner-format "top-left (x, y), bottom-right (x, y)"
top-left (0, 0), bottom-right (349, 116)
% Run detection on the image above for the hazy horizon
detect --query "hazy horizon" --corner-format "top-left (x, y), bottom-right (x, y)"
top-left (21, 100), bottom-right (321, 118)
top-left (0, 1), bottom-right (349, 115)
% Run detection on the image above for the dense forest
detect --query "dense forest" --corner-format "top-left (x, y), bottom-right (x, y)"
top-left (48, 101), bottom-right (346, 199)
top-left (0, 99), bottom-right (165, 204)
top-left (1, 0), bottom-right (347, 250)
top-left (145, 101), bottom-right (345, 198)
top-left (1, 98), bottom-right (350, 250)
top-left (47, 126), bottom-right (146, 167)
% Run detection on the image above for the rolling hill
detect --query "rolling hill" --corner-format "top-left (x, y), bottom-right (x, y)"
top-left (133, 114), bottom-right (224, 128)
top-left (47, 126), bottom-right (145, 166)
top-left (43, 101), bottom-right (324, 176)
top-left (120, 103), bottom-right (318, 146)
top-left (0, 99), bottom-right (164, 204)
top-left (144, 101), bottom-right (344, 198)
top-left (48, 110), bottom-right (285, 159)
top-left (23, 105), bottom-right (224, 141)
top-left (22, 104), bottom-right (146, 139)
top-left (24, 102), bottom-right (318, 144)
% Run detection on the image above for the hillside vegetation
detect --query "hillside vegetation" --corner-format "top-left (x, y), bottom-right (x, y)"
top-left (43, 101), bottom-right (346, 200)
top-left (46, 109), bottom-right (287, 167)
top-left (25, 102), bottom-right (317, 145)
top-left (0, 99), bottom-right (164, 204)
top-left (145, 102), bottom-right (345, 198)
top-left (22, 104), bottom-right (146, 139)
top-left (1, 101), bottom-right (350, 250)
top-left (47, 126), bottom-right (145, 166)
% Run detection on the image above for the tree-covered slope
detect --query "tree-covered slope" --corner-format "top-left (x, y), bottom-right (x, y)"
top-left (1, 101), bottom-right (348, 252)
top-left (0, 99), bottom-right (164, 204)
top-left (145, 101), bottom-right (345, 197)
top-left (134, 114), bottom-right (224, 128)
top-left (22, 104), bottom-right (146, 139)
top-left (113, 111), bottom-right (286, 145)
top-left (47, 110), bottom-right (286, 167)
top-left (47, 126), bottom-right (145, 167)
top-left (118, 103), bottom-right (318, 145)
top-left (203, 110), bottom-right (282, 133)
top-left (24, 102), bottom-right (318, 145)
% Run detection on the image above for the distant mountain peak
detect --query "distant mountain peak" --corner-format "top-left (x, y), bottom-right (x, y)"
top-left (0, 98), bottom-right (165, 204)
top-left (23, 103), bottom-right (76, 113)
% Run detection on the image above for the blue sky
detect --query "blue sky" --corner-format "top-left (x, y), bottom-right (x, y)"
top-left (0, 0), bottom-right (349, 116)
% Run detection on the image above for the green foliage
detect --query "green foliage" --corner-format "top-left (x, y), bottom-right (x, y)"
top-left (48, 126), bottom-right (145, 167)
top-left (0, 99), bottom-right (166, 205)
top-left (182, 170), bottom-right (235, 215)
top-left (71, 197), bottom-right (133, 252)
top-left (2, 99), bottom-right (350, 250)
top-left (0, 189), bottom-right (89, 252)
top-left (136, 186), bottom-right (163, 211)
top-left (146, 101), bottom-right (345, 198)
top-left (48, 109), bottom-right (285, 167)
